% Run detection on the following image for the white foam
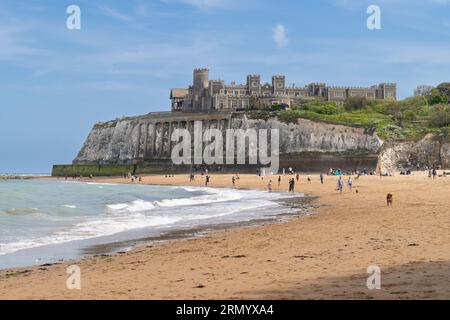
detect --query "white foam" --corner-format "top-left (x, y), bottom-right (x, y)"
top-left (105, 188), bottom-right (242, 213)
top-left (107, 199), bottom-right (155, 212)
top-left (0, 185), bottom-right (299, 257)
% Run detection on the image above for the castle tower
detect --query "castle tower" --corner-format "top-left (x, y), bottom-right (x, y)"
top-left (272, 75), bottom-right (286, 95)
top-left (193, 68), bottom-right (209, 94)
top-left (247, 75), bottom-right (261, 94)
top-left (193, 68), bottom-right (209, 111)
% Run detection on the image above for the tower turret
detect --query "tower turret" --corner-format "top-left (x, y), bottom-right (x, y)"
top-left (193, 68), bottom-right (209, 94)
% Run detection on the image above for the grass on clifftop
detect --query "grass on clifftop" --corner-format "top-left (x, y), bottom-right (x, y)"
top-left (247, 94), bottom-right (450, 142)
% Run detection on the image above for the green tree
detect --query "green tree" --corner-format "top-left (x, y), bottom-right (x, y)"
top-left (428, 89), bottom-right (448, 105)
top-left (429, 104), bottom-right (450, 127)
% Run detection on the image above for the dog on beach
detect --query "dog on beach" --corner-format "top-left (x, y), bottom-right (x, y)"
top-left (386, 193), bottom-right (393, 207)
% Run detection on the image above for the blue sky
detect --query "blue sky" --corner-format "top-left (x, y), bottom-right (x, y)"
top-left (1, 0), bottom-right (449, 173)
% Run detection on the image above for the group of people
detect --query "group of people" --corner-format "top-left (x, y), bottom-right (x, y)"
top-left (329, 167), bottom-right (375, 176)
top-left (267, 177), bottom-right (294, 192)
top-left (337, 176), bottom-right (353, 193)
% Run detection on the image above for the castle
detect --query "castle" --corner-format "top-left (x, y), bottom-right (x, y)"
top-left (171, 68), bottom-right (397, 112)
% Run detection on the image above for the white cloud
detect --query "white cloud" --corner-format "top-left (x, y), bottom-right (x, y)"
top-left (0, 26), bottom-right (40, 61)
top-left (97, 5), bottom-right (132, 21)
top-left (161, 0), bottom-right (226, 10)
top-left (273, 24), bottom-right (288, 47)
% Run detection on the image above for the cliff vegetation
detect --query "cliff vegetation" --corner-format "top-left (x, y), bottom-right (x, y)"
top-left (247, 92), bottom-right (449, 142)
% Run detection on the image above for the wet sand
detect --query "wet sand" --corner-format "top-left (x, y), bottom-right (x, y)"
top-left (1, 172), bottom-right (450, 299)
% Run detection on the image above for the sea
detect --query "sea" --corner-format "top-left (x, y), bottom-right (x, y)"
top-left (0, 179), bottom-right (299, 269)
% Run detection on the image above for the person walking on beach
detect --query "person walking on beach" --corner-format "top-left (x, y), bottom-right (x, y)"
top-left (337, 176), bottom-right (344, 193)
top-left (320, 173), bottom-right (324, 184)
top-left (232, 176), bottom-right (235, 186)
top-left (289, 178), bottom-right (295, 193)
top-left (268, 180), bottom-right (273, 193)
top-left (205, 175), bottom-right (210, 186)
top-left (432, 168), bottom-right (437, 180)
top-left (307, 175), bottom-right (312, 184)
top-left (296, 173), bottom-right (300, 182)
top-left (347, 176), bottom-right (353, 192)
top-left (278, 175), bottom-right (281, 186)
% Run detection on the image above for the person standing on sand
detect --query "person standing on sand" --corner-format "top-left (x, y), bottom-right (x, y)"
top-left (289, 178), bottom-right (295, 193)
top-left (320, 173), bottom-right (324, 184)
top-left (347, 177), bottom-right (353, 192)
top-left (307, 175), bottom-right (312, 184)
top-left (432, 168), bottom-right (437, 180)
top-left (337, 176), bottom-right (344, 193)
top-left (268, 180), bottom-right (273, 192)
top-left (205, 175), bottom-right (210, 186)
top-left (296, 173), bottom-right (299, 182)
top-left (232, 176), bottom-right (235, 186)
top-left (278, 175), bottom-right (281, 186)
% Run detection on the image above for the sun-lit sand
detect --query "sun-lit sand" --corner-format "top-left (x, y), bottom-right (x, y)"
top-left (1, 172), bottom-right (450, 299)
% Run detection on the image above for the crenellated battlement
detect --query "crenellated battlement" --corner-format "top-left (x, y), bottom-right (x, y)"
top-left (171, 68), bottom-right (397, 112)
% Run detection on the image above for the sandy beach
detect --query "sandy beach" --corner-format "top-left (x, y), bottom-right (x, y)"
top-left (1, 172), bottom-right (449, 299)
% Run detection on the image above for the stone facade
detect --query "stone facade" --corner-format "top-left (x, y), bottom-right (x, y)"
top-left (171, 68), bottom-right (397, 112)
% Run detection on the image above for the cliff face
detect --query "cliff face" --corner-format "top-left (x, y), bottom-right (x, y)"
top-left (240, 117), bottom-right (382, 155)
top-left (75, 119), bottom-right (141, 164)
top-left (377, 134), bottom-right (450, 172)
top-left (73, 112), bottom-right (449, 171)
top-left (73, 113), bottom-right (383, 165)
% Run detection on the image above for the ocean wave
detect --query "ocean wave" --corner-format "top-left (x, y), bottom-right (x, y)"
top-left (0, 183), bottom-right (299, 258)
top-left (106, 188), bottom-right (242, 213)
top-left (4, 207), bottom-right (40, 215)
top-left (86, 182), bottom-right (119, 186)
top-left (107, 200), bottom-right (155, 212)
top-left (0, 215), bottom-right (180, 255)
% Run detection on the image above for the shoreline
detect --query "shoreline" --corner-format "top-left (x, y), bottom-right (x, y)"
top-left (1, 172), bottom-right (450, 299)
top-left (0, 178), bottom-right (315, 270)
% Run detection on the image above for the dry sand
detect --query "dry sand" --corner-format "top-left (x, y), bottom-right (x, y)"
top-left (1, 172), bottom-right (450, 299)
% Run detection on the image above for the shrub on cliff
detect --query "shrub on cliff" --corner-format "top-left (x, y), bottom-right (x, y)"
top-left (436, 83), bottom-right (450, 100)
top-left (428, 89), bottom-right (448, 105)
top-left (303, 101), bottom-right (341, 115)
top-left (429, 104), bottom-right (450, 127)
top-left (344, 97), bottom-right (370, 111)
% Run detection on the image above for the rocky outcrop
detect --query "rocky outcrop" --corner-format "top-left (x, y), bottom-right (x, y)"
top-left (377, 134), bottom-right (450, 172)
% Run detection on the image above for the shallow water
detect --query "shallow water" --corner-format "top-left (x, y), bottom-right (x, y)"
top-left (0, 179), bottom-right (298, 269)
